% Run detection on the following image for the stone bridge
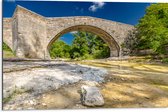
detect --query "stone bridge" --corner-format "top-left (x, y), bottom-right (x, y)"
top-left (3, 5), bottom-right (135, 59)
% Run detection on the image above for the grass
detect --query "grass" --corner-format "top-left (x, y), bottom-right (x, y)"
top-left (127, 55), bottom-right (168, 64)
top-left (3, 94), bottom-right (13, 104)
top-left (3, 89), bottom-right (23, 103)
top-left (153, 84), bottom-right (168, 92)
top-left (3, 88), bottom-right (34, 104)
top-left (3, 50), bottom-right (15, 58)
top-left (3, 42), bottom-right (15, 59)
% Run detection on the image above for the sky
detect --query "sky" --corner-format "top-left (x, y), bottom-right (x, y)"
top-left (3, 0), bottom-right (150, 45)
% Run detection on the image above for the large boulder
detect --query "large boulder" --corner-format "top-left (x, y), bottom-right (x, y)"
top-left (81, 86), bottom-right (104, 107)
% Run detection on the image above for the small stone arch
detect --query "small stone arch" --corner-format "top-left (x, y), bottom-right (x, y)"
top-left (46, 25), bottom-right (120, 59)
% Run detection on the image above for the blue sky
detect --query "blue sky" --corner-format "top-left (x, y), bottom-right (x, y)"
top-left (3, 0), bottom-right (150, 45)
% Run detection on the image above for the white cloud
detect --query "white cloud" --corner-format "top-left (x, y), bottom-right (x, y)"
top-left (70, 31), bottom-right (78, 34)
top-left (60, 36), bottom-right (65, 39)
top-left (89, 2), bottom-right (105, 12)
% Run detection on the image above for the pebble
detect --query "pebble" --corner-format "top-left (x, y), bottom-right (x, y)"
top-left (17, 107), bottom-right (23, 110)
top-left (121, 78), bottom-right (125, 81)
top-left (42, 103), bottom-right (47, 106)
top-left (27, 107), bottom-right (34, 110)
top-left (29, 100), bottom-right (34, 105)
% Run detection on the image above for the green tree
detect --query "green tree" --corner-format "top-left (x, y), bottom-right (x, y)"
top-left (71, 31), bottom-right (90, 59)
top-left (49, 31), bottom-right (110, 60)
top-left (49, 40), bottom-right (71, 59)
top-left (71, 31), bottom-right (110, 60)
top-left (136, 3), bottom-right (168, 54)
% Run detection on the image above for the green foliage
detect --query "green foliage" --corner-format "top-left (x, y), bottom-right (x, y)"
top-left (71, 31), bottom-right (110, 60)
top-left (121, 43), bottom-right (126, 49)
top-left (162, 58), bottom-right (168, 63)
top-left (3, 42), bottom-right (15, 58)
top-left (49, 31), bottom-right (110, 60)
top-left (136, 3), bottom-right (168, 54)
top-left (3, 51), bottom-right (15, 58)
top-left (3, 42), bottom-right (12, 52)
top-left (49, 40), bottom-right (71, 59)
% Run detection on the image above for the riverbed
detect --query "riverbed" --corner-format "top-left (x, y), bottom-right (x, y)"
top-left (2, 60), bottom-right (168, 110)
top-left (79, 60), bottom-right (168, 108)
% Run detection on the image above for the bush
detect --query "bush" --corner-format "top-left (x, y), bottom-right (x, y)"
top-left (162, 58), bottom-right (168, 63)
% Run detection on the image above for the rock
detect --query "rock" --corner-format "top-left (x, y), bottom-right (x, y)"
top-left (144, 96), bottom-right (150, 99)
top-left (42, 103), bottom-right (47, 106)
top-left (121, 78), bottom-right (125, 81)
top-left (29, 100), bottom-right (37, 105)
top-left (29, 100), bottom-right (34, 105)
top-left (82, 81), bottom-right (100, 87)
top-left (27, 107), bottom-right (34, 110)
top-left (17, 107), bottom-right (23, 110)
top-left (72, 104), bottom-right (87, 109)
top-left (81, 86), bottom-right (104, 107)
top-left (107, 79), bottom-right (110, 82)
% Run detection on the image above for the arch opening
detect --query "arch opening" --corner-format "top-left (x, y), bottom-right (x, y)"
top-left (47, 25), bottom-right (120, 59)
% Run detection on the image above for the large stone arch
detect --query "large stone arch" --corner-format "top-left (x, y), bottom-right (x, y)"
top-left (47, 25), bottom-right (120, 58)
top-left (45, 16), bottom-right (135, 59)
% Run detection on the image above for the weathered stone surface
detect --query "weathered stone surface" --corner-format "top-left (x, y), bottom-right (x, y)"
top-left (3, 62), bottom-right (107, 99)
top-left (81, 86), bottom-right (104, 106)
top-left (3, 5), bottom-right (135, 59)
top-left (82, 81), bottom-right (100, 87)
top-left (3, 61), bottom-right (108, 110)
top-left (3, 18), bottom-right (13, 50)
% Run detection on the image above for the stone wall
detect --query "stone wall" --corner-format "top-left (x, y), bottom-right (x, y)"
top-left (13, 6), bottom-right (47, 59)
top-left (3, 18), bottom-right (13, 50)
